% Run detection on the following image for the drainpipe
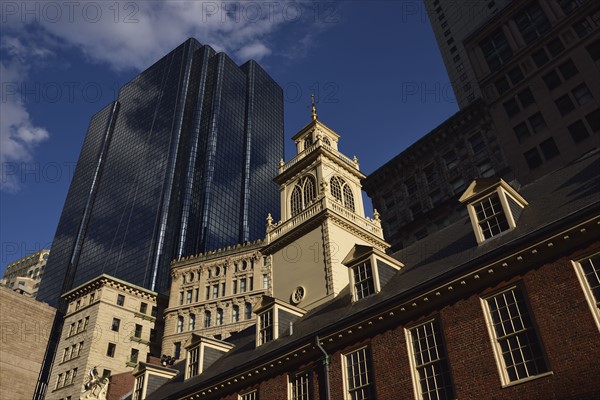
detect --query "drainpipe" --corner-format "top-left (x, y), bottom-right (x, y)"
top-left (315, 336), bottom-right (331, 400)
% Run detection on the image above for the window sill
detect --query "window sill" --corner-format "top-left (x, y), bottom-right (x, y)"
top-left (501, 371), bottom-right (554, 388)
top-left (134, 312), bottom-right (156, 322)
top-left (130, 336), bottom-right (151, 345)
top-left (126, 361), bottom-right (138, 368)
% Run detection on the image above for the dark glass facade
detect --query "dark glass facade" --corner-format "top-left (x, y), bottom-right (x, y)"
top-left (36, 38), bottom-right (283, 307)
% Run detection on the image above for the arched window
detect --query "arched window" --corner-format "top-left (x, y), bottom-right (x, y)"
top-left (323, 136), bottom-right (331, 146)
top-left (330, 176), bottom-right (355, 211)
top-left (232, 305), bottom-right (240, 323)
top-left (204, 311), bottom-right (211, 328)
top-left (189, 314), bottom-right (196, 331)
top-left (290, 175), bottom-right (317, 216)
top-left (216, 308), bottom-right (223, 326)
top-left (304, 137), bottom-right (313, 150)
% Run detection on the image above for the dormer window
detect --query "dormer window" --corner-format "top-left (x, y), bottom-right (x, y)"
top-left (254, 297), bottom-right (305, 347)
top-left (353, 261), bottom-right (375, 300)
top-left (184, 335), bottom-right (234, 380)
top-left (343, 245), bottom-right (403, 302)
top-left (473, 193), bottom-right (509, 239)
top-left (291, 175), bottom-right (317, 216)
top-left (460, 178), bottom-right (528, 244)
top-left (258, 309), bottom-right (274, 344)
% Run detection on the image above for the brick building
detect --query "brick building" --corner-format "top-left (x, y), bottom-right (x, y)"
top-left (134, 118), bottom-right (598, 399)
top-left (0, 286), bottom-right (56, 400)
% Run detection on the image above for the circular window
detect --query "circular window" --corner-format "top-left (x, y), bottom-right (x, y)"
top-left (291, 286), bottom-right (305, 305)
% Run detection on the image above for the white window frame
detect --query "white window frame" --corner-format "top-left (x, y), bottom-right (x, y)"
top-left (341, 346), bottom-right (374, 400)
top-left (572, 252), bottom-right (600, 331)
top-left (405, 318), bottom-right (454, 400)
top-left (289, 370), bottom-right (311, 400)
top-left (132, 373), bottom-right (145, 400)
top-left (258, 309), bottom-right (274, 345)
top-left (481, 285), bottom-right (551, 386)
top-left (239, 390), bottom-right (258, 400)
top-left (186, 345), bottom-right (200, 379)
top-left (348, 257), bottom-right (381, 302)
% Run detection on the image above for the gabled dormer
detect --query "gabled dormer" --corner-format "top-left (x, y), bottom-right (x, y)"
top-left (132, 362), bottom-right (178, 400)
top-left (184, 334), bottom-right (234, 379)
top-left (342, 245), bottom-right (403, 301)
top-left (459, 178), bottom-right (528, 244)
top-left (254, 296), bottom-right (305, 347)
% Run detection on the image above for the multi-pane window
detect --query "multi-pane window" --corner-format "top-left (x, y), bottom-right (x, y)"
top-left (133, 374), bottom-right (145, 400)
top-left (189, 314), bottom-right (196, 331)
top-left (572, 83), bottom-right (593, 106)
top-left (259, 310), bottom-right (273, 344)
top-left (186, 290), bottom-right (193, 304)
top-left (353, 261), bottom-right (375, 300)
top-left (480, 29), bottom-right (513, 70)
top-left (344, 347), bottom-right (374, 400)
top-left (188, 346), bottom-right (200, 378)
top-left (290, 370), bottom-right (311, 400)
top-left (217, 308), bottom-right (224, 326)
top-left (212, 284), bottom-right (219, 299)
top-left (240, 391), bottom-right (257, 400)
top-left (558, 0), bottom-right (588, 15)
top-left (407, 319), bottom-right (454, 400)
top-left (574, 253), bottom-right (600, 326)
top-left (291, 176), bottom-right (317, 216)
top-left (474, 194), bottom-right (509, 239)
top-left (177, 316), bottom-right (184, 333)
top-left (130, 348), bottom-right (139, 364)
top-left (514, 2), bottom-right (550, 44)
top-left (139, 302), bottom-right (147, 314)
top-left (539, 137), bottom-right (560, 160)
top-left (555, 94), bottom-right (575, 116)
top-left (524, 147), bottom-right (543, 169)
top-left (483, 287), bottom-right (548, 383)
top-left (568, 120), bottom-right (590, 143)
top-left (245, 302), bottom-right (253, 320)
top-left (331, 176), bottom-right (355, 211)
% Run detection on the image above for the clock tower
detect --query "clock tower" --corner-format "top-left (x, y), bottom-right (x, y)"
top-left (264, 104), bottom-right (388, 310)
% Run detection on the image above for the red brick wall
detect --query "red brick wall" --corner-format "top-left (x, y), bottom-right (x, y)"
top-left (203, 243), bottom-right (600, 400)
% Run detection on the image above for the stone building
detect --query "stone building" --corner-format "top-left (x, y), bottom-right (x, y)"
top-left (1, 249), bottom-right (50, 297)
top-left (45, 274), bottom-right (165, 400)
top-left (0, 287), bottom-right (56, 400)
top-left (162, 241), bottom-right (269, 359)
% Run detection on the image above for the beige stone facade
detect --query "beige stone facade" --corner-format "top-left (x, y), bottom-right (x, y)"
top-left (46, 275), bottom-right (162, 400)
top-left (2, 249), bottom-right (50, 297)
top-left (0, 286), bottom-right (56, 400)
top-left (162, 242), bottom-right (269, 359)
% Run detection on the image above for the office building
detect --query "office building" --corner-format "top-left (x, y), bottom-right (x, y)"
top-left (363, 100), bottom-right (511, 251)
top-left (463, 0), bottom-right (600, 182)
top-left (423, 0), bottom-right (512, 108)
top-left (33, 37), bottom-right (283, 399)
top-left (1, 249), bottom-right (50, 297)
top-left (46, 274), bottom-right (164, 400)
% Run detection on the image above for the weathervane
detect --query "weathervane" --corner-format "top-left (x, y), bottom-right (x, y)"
top-left (311, 93), bottom-right (318, 121)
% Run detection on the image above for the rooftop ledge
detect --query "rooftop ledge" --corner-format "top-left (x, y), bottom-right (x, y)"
top-left (279, 139), bottom-right (359, 175)
top-left (266, 195), bottom-right (383, 244)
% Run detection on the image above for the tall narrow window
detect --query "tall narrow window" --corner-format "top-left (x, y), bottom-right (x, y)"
top-left (353, 261), bottom-right (375, 300)
top-left (291, 175), bottom-right (317, 216)
top-left (290, 370), bottom-right (311, 400)
top-left (344, 347), bottom-right (374, 399)
top-left (107, 343), bottom-right (116, 358)
top-left (130, 348), bottom-right (139, 364)
top-left (483, 286), bottom-right (548, 383)
top-left (204, 311), bottom-right (211, 328)
top-left (134, 324), bottom-right (142, 338)
top-left (259, 310), bottom-right (273, 344)
top-left (232, 305), bottom-right (240, 323)
top-left (133, 374), bottom-right (145, 400)
top-left (240, 391), bottom-right (257, 400)
top-left (173, 342), bottom-right (181, 359)
top-left (245, 302), bottom-right (252, 320)
top-left (407, 319), bottom-right (454, 400)
top-left (574, 253), bottom-right (600, 329)
top-left (187, 346), bottom-right (200, 378)
top-left (117, 294), bottom-right (125, 306)
top-left (177, 316), bottom-right (184, 333)
top-left (189, 314), bottom-right (196, 331)
top-left (216, 308), bottom-right (224, 326)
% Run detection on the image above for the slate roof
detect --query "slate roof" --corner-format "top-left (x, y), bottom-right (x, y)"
top-left (149, 149), bottom-right (600, 400)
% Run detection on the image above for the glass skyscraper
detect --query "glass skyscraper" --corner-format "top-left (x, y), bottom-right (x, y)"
top-left (37, 38), bottom-right (283, 307)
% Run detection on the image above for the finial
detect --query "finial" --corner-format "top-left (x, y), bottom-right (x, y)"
top-left (266, 213), bottom-right (273, 226)
top-left (373, 209), bottom-right (380, 221)
top-left (311, 93), bottom-right (318, 121)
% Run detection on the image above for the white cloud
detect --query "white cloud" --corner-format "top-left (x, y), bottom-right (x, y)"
top-left (236, 42), bottom-right (272, 61)
top-left (0, 61), bottom-right (50, 193)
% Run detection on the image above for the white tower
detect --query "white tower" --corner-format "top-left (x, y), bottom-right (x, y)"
top-left (264, 101), bottom-right (388, 310)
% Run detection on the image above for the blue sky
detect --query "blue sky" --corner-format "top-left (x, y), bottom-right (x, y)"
top-left (0, 1), bottom-right (458, 274)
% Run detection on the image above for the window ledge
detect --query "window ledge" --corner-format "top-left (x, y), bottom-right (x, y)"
top-left (130, 336), bottom-right (150, 345)
top-left (134, 312), bottom-right (156, 322)
top-left (501, 371), bottom-right (554, 388)
top-left (126, 361), bottom-right (138, 368)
